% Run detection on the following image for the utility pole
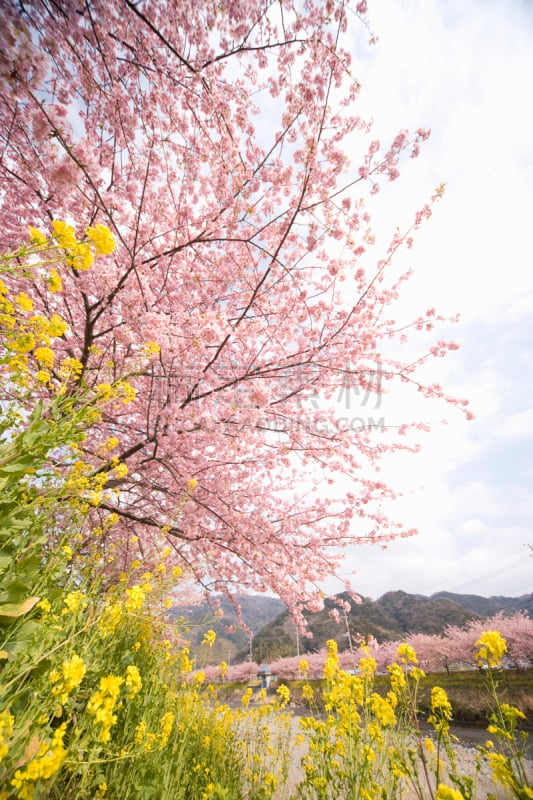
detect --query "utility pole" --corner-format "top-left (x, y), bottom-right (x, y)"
top-left (249, 634), bottom-right (253, 663)
top-left (343, 607), bottom-right (356, 670)
top-left (295, 624), bottom-right (300, 658)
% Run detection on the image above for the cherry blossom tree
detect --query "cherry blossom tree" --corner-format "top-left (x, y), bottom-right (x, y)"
top-left (0, 0), bottom-right (469, 615)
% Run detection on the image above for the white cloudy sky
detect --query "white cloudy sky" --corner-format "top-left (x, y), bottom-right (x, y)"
top-left (321, 0), bottom-right (533, 600)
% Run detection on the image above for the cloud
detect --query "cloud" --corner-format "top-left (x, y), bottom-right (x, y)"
top-left (493, 408), bottom-right (533, 440)
top-left (316, 0), bottom-right (533, 601)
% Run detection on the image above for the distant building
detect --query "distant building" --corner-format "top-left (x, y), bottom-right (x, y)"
top-left (258, 665), bottom-right (273, 689)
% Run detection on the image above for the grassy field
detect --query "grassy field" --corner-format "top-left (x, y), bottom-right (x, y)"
top-left (411, 668), bottom-right (533, 724)
top-left (246, 668), bottom-right (533, 726)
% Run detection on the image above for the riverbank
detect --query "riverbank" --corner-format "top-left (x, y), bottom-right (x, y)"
top-left (268, 667), bottom-right (533, 725)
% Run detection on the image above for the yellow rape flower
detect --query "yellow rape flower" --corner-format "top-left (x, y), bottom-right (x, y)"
top-left (125, 584), bottom-right (147, 612)
top-left (85, 223), bottom-right (115, 255)
top-left (14, 292), bottom-right (33, 311)
top-left (63, 590), bottom-right (87, 614)
top-left (241, 687), bottom-right (253, 707)
top-left (11, 723), bottom-right (67, 796)
top-left (125, 665), bottom-right (142, 699)
top-left (99, 602), bottom-right (123, 637)
top-left (202, 629), bottom-right (216, 648)
top-left (370, 693), bottom-right (396, 727)
top-left (277, 684), bottom-right (290, 706)
top-left (388, 662), bottom-right (407, 692)
top-left (47, 314), bottom-right (68, 337)
top-left (135, 719), bottom-right (147, 745)
top-left (160, 713), bottom-right (174, 747)
top-left (117, 380), bottom-right (136, 403)
top-left (428, 686), bottom-right (453, 733)
top-left (11, 332), bottom-right (35, 353)
top-left (436, 784), bottom-right (465, 800)
top-left (476, 631), bottom-right (507, 668)
top-left (113, 462), bottom-right (128, 479)
top-left (144, 340), bottom-right (160, 356)
top-left (397, 643), bottom-right (418, 664)
top-left (52, 219), bottom-right (77, 249)
top-left (97, 383), bottom-right (115, 401)
top-left (302, 684), bottom-right (314, 702)
top-left (50, 654), bottom-right (86, 705)
top-left (34, 346), bottom-right (54, 369)
top-left (71, 242), bottom-right (94, 271)
top-left (87, 675), bottom-right (123, 743)
top-left (61, 544), bottom-right (73, 559)
top-left (28, 226), bottom-right (47, 246)
top-left (0, 710), bottom-right (14, 762)
top-left (299, 658), bottom-right (309, 677)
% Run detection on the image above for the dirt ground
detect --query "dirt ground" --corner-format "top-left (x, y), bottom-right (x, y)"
top-left (280, 714), bottom-right (532, 799)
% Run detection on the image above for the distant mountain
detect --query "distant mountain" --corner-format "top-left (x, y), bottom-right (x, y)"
top-left (243, 590), bottom-right (533, 665)
top-left (168, 594), bottom-right (285, 665)
top-left (432, 591), bottom-right (533, 618)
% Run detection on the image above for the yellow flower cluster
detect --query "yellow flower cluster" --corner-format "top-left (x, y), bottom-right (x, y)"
top-left (159, 712), bottom-right (175, 747)
top-left (125, 581), bottom-right (152, 612)
top-left (63, 590), bottom-right (88, 615)
top-left (0, 710), bottom-right (14, 762)
top-left (58, 356), bottom-right (83, 382)
top-left (11, 724), bottom-right (67, 800)
top-left (276, 684), bottom-right (290, 707)
top-left (52, 220), bottom-right (94, 270)
top-left (96, 379), bottom-right (136, 405)
top-left (298, 658), bottom-right (309, 677)
top-left (50, 653), bottom-right (86, 705)
top-left (241, 687), bottom-right (253, 708)
top-left (0, 267), bottom-right (69, 387)
top-left (98, 602), bottom-right (123, 637)
top-left (396, 643), bottom-right (418, 664)
top-left (202, 629), bottom-right (216, 648)
top-left (436, 784), bottom-right (465, 800)
top-left (428, 686), bottom-right (453, 734)
top-left (370, 692), bottom-right (396, 728)
top-left (85, 223), bottom-right (115, 255)
top-left (125, 665), bottom-right (142, 700)
top-left (87, 674), bottom-right (123, 744)
top-left (476, 630), bottom-right (507, 668)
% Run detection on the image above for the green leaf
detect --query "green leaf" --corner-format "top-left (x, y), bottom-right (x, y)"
top-left (0, 554), bottom-right (12, 570)
top-left (0, 596), bottom-right (40, 621)
top-left (0, 580), bottom-right (34, 604)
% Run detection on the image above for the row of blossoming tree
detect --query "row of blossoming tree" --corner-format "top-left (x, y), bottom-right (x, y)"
top-left (204, 611), bottom-right (533, 682)
top-left (0, 0), bottom-right (472, 616)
